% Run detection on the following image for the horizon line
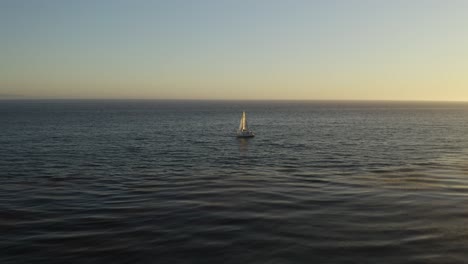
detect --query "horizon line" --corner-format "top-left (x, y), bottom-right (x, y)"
top-left (1, 98), bottom-right (468, 103)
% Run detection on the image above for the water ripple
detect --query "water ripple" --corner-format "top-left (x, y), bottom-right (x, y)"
top-left (1, 101), bottom-right (468, 263)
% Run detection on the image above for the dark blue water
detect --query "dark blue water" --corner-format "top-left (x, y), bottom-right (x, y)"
top-left (1, 100), bottom-right (468, 263)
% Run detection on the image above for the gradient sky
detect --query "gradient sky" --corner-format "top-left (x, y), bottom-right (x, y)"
top-left (1, 0), bottom-right (468, 100)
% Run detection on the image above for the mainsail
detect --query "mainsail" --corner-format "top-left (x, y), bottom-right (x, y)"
top-left (236, 111), bottom-right (254, 137)
top-left (239, 111), bottom-right (248, 131)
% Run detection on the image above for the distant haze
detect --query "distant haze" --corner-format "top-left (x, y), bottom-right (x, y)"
top-left (1, 0), bottom-right (468, 101)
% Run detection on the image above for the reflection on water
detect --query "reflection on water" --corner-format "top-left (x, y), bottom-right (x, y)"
top-left (238, 137), bottom-right (250, 152)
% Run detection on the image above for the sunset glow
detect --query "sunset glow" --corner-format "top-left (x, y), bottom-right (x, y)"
top-left (2, 0), bottom-right (468, 100)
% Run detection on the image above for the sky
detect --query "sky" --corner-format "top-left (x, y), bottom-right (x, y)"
top-left (1, 0), bottom-right (468, 100)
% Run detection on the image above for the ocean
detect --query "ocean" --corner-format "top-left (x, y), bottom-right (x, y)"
top-left (1, 100), bottom-right (468, 263)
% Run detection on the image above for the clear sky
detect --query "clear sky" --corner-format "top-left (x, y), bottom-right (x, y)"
top-left (1, 0), bottom-right (468, 100)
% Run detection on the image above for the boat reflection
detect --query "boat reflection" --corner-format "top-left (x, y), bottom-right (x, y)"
top-left (238, 137), bottom-right (250, 152)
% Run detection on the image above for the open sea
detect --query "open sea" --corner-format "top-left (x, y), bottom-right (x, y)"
top-left (1, 100), bottom-right (468, 264)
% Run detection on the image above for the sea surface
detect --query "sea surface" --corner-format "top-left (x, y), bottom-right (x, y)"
top-left (1, 100), bottom-right (468, 264)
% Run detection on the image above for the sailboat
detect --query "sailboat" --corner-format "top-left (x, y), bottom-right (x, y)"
top-left (237, 111), bottom-right (255, 138)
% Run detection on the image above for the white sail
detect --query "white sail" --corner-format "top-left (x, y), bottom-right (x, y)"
top-left (236, 111), bottom-right (254, 137)
top-left (239, 111), bottom-right (248, 131)
top-left (239, 113), bottom-right (243, 130)
top-left (242, 111), bottom-right (247, 130)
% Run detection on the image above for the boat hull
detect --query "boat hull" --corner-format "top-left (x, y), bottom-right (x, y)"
top-left (236, 134), bottom-right (255, 138)
top-left (236, 131), bottom-right (255, 138)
